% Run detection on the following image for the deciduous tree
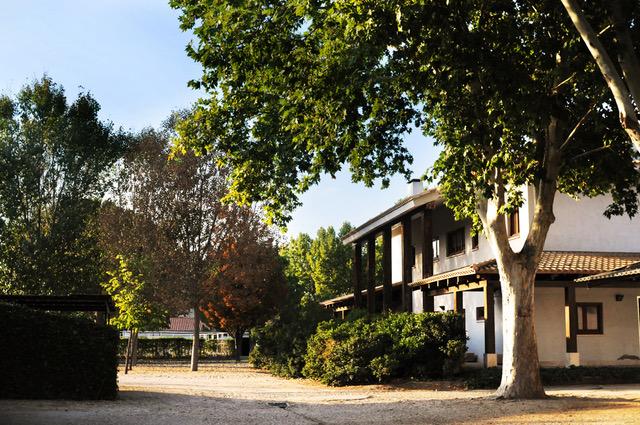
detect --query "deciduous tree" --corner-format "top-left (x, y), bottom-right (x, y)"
top-left (171, 0), bottom-right (640, 398)
top-left (0, 77), bottom-right (130, 295)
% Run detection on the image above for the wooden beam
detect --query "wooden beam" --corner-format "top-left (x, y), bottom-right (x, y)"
top-left (484, 282), bottom-right (496, 354)
top-left (352, 242), bottom-right (363, 309)
top-left (422, 209), bottom-right (433, 278)
top-left (382, 227), bottom-right (392, 312)
top-left (402, 216), bottom-right (413, 312)
top-left (564, 285), bottom-right (578, 353)
top-left (367, 236), bottom-right (376, 314)
top-left (453, 291), bottom-right (464, 314)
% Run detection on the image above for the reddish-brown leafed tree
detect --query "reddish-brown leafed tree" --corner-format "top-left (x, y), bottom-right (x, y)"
top-left (201, 211), bottom-right (286, 360)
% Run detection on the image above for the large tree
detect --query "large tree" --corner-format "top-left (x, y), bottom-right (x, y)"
top-left (171, 0), bottom-right (640, 398)
top-left (0, 77), bottom-right (129, 295)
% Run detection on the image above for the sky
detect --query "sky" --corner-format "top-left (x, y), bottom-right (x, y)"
top-left (0, 1), bottom-right (440, 238)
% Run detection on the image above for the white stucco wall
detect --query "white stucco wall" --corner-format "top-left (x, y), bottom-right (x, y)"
top-left (534, 287), bottom-right (567, 366)
top-left (543, 193), bottom-right (640, 252)
top-left (575, 287), bottom-right (640, 365)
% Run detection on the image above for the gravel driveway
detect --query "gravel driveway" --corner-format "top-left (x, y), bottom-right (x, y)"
top-left (2, 363), bottom-right (640, 424)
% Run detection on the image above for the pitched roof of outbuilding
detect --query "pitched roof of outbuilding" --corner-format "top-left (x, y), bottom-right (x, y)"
top-left (575, 261), bottom-right (640, 283)
top-left (167, 317), bottom-right (210, 332)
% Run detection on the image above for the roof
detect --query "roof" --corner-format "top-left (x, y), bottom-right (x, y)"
top-left (0, 295), bottom-right (115, 313)
top-left (322, 251), bottom-right (640, 305)
top-left (167, 317), bottom-right (210, 332)
top-left (575, 261), bottom-right (640, 283)
top-left (342, 187), bottom-right (442, 244)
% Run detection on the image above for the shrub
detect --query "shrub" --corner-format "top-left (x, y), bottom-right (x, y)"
top-left (302, 311), bottom-right (466, 386)
top-left (0, 302), bottom-right (118, 400)
top-left (249, 298), bottom-right (330, 378)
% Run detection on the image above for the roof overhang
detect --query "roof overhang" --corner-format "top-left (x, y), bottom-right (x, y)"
top-left (342, 188), bottom-right (442, 245)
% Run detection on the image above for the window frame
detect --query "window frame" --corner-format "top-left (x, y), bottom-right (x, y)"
top-left (446, 227), bottom-right (466, 257)
top-left (507, 208), bottom-right (520, 238)
top-left (475, 306), bottom-right (485, 321)
top-left (576, 302), bottom-right (604, 335)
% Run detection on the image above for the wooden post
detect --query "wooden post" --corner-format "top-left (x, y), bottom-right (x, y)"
top-left (352, 242), bottom-right (363, 309)
top-left (422, 209), bottom-right (433, 278)
top-left (367, 236), bottom-right (376, 314)
top-left (382, 227), bottom-right (392, 312)
top-left (484, 283), bottom-right (496, 354)
top-left (453, 290), bottom-right (464, 314)
top-left (402, 216), bottom-right (413, 312)
top-left (565, 285), bottom-right (578, 353)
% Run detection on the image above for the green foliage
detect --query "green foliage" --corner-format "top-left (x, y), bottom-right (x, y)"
top-left (249, 296), bottom-right (330, 378)
top-left (464, 366), bottom-right (640, 389)
top-left (118, 337), bottom-right (235, 360)
top-left (0, 302), bottom-right (118, 400)
top-left (302, 312), bottom-right (466, 386)
top-left (170, 0), bottom-right (639, 226)
top-left (281, 222), bottom-right (353, 301)
top-left (102, 255), bottom-right (168, 331)
top-left (0, 77), bottom-right (130, 295)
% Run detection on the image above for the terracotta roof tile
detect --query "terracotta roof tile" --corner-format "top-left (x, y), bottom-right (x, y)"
top-left (168, 317), bottom-right (209, 332)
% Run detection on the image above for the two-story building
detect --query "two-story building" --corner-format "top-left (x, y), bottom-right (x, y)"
top-left (320, 180), bottom-right (640, 368)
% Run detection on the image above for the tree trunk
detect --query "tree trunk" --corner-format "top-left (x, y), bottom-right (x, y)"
top-left (234, 329), bottom-right (243, 362)
top-left (560, 0), bottom-right (640, 154)
top-left (131, 329), bottom-right (139, 367)
top-left (191, 306), bottom-right (200, 371)
top-left (494, 259), bottom-right (545, 399)
top-left (124, 329), bottom-right (132, 375)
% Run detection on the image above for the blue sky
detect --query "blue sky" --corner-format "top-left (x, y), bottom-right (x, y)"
top-left (0, 1), bottom-right (440, 238)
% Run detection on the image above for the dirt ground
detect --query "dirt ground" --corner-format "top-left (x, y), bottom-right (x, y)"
top-left (2, 362), bottom-right (640, 425)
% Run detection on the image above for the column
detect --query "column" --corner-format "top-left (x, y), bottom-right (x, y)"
top-left (382, 227), bottom-right (392, 312)
top-left (422, 208), bottom-right (433, 278)
top-left (484, 282), bottom-right (497, 368)
top-left (402, 216), bottom-right (413, 312)
top-left (453, 290), bottom-right (464, 314)
top-left (564, 285), bottom-right (580, 366)
top-left (367, 236), bottom-right (376, 314)
top-left (422, 288), bottom-right (434, 312)
top-left (352, 242), bottom-right (363, 309)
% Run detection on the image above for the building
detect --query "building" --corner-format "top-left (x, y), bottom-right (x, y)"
top-left (320, 181), bottom-right (640, 368)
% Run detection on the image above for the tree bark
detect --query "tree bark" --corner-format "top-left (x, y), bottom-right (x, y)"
top-left (124, 329), bottom-right (133, 374)
top-left (560, 0), bottom-right (640, 153)
top-left (494, 259), bottom-right (545, 398)
top-left (190, 306), bottom-right (200, 371)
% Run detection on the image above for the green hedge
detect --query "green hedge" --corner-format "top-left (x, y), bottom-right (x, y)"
top-left (119, 337), bottom-right (235, 360)
top-left (302, 311), bottom-right (466, 386)
top-left (0, 302), bottom-right (118, 400)
top-left (464, 366), bottom-right (640, 389)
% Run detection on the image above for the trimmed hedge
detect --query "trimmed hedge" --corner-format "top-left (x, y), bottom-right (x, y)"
top-left (0, 302), bottom-right (119, 400)
top-left (302, 311), bottom-right (466, 386)
top-left (464, 366), bottom-right (640, 389)
top-left (119, 337), bottom-right (235, 360)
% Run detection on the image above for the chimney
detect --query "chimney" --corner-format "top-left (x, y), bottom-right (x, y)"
top-left (407, 178), bottom-right (423, 197)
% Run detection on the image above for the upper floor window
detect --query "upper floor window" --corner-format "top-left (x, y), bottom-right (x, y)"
top-left (446, 227), bottom-right (465, 256)
top-left (507, 208), bottom-right (520, 237)
top-left (577, 303), bottom-right (603, 334)
top-left (432, 238), bottom-right (440, 261)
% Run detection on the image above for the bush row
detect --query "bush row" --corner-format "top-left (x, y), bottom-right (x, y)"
top-left (0, 302), bottom-right (119, 400)
top-left (464, 366), bottom-right (640, 389)
top-left (119, 337), bottom-right (235, 360)
top-left (250, 309), bottom-right (467, 386)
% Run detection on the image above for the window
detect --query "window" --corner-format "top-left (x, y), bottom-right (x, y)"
top-left (577, 303), bottom-right (603, 334)
top-left (446, 227), bottom-right (465, 256)
top-left (471, 232), bottom-right (479, 250)
top-left (476, 306), bottom-right (485, 321)
top-left (432, 238), bottom-right (440, 261)
top-left (507, 208), bottom-right (520, 237)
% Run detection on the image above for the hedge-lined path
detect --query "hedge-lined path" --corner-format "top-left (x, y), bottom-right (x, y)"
top-left (2, 363), bottom-right (640, 424)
